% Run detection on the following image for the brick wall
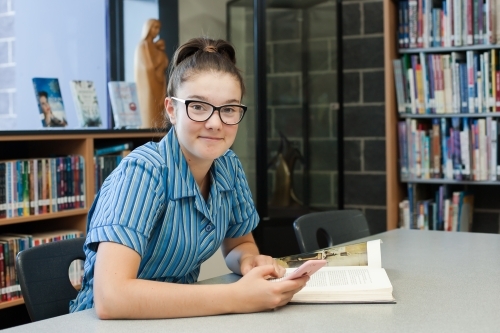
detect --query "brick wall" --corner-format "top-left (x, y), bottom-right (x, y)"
top-left (342, 0), bottom-right (387, 234)
top-left (0, 0), bottom-right (15, 129)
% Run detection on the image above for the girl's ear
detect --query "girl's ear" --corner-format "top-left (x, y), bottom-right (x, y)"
top-left (165, 97), bottom-right (176, 125)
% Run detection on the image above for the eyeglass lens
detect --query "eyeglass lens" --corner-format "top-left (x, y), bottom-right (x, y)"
top-left (187, 101), bottom-right (244, 124)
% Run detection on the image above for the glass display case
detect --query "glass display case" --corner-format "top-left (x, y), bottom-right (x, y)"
top-left (227, 0), bottom-right (342, 256)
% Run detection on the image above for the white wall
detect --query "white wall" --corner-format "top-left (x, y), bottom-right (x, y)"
top-left (178, 0), bottom-right (228, 43)
top-left (15, 0), bottom-right (108, 130)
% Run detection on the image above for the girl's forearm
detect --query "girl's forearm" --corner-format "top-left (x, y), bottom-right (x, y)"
top-left (95, 279), bottom-right (240, 319)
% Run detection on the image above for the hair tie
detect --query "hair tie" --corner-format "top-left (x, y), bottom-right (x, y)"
top-left (204, 45), bottom-right (217, 53)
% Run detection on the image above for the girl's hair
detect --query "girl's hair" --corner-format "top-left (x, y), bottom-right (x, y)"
top-left (167, 37), bottom-right (245, 99)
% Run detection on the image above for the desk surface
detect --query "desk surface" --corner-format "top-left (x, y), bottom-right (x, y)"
top-left (5, 229), bottom-right (500, 333)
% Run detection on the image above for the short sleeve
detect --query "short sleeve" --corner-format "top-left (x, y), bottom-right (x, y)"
top-left (225, 158), bottom-right (259, 238)
top-left (85, 157), bottom-right (165, 257)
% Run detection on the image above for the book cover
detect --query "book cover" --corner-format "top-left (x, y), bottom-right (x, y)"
top-left (107, 81), bottom-right (142, 129)
top-left (32, 78), bottom-right (68, 128)
top-left (69, 80), bottom-right (103, 128)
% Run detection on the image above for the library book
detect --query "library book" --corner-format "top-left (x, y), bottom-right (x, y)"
top-left (273, 240), bottom-right (395, 304)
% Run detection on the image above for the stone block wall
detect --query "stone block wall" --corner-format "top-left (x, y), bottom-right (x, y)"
top-left (342, 0), bottom-right (387, 234)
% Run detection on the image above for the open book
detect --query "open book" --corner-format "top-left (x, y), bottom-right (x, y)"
top-left (273, 240), bottom-right (395, 303)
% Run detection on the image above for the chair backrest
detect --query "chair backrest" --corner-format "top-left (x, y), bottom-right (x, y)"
top-left (16, 237), bottom-right (85, 322)
top-left (293, 210), bottom-right (370, 253)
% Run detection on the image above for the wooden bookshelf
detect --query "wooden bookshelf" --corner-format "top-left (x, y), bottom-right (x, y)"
top-left (383, 0), bottom-right (500, 231)
top-left (0, 298), bottom-right (24, 310)
top-left (0, 130), bottom-right (165, 309)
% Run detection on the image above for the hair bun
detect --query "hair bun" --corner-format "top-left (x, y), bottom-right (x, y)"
top-left (204, 45), bottom-right (217, 53)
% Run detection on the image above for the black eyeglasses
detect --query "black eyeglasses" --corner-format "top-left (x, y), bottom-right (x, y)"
top-left (171, 97), bottom-right (247, 125)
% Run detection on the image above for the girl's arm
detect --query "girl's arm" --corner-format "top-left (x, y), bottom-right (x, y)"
top-left (93, 241), bottom-right (308, 319)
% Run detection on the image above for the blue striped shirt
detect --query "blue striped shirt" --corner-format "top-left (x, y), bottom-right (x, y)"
top-left (70, 129), bottom-right (259, 312)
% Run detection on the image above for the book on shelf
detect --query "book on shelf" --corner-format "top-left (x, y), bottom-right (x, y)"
top-left (94, 142), bottom-right (133, 157)
top-left (32, 78), bottom-right (68, 128)
top-left (107, 81), bottom-right (142, 129)
top-left (69, 80), bottom-right (103, 128)
top-left (272, 240), bottom-right (395, 304)
top-left (0, 230), bottom-right (84, 303)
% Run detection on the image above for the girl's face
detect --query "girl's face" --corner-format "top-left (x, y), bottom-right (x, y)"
top-left (165, 71), bottom-right (242, 165)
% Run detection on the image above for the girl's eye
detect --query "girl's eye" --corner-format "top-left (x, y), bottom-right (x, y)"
top-left (190, 103), bottom-right (209, 111)
top-left (221, 107), bottom-right (235, 114)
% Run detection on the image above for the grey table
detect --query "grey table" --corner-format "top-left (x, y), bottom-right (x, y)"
top-left (4, 229), bottom-right (500, 333)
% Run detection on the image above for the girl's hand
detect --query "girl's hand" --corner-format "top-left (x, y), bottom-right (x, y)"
top-left (240, 254), bottom-right (285, 278)
top-left (228, 264), bottom-right (309, 312)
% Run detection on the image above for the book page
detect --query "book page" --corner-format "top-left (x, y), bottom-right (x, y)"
top-left (302, 267), bottom-right (390, 290)
top-left (274, 267), bottom-right (393, 293)
top-left (275, 239), bottom-right (382, 269)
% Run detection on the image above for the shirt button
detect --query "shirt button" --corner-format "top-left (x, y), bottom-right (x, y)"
top-left (205, 224), bottom-right (213, 232)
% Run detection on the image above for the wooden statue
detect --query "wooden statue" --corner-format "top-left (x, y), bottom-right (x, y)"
top-left (134, 19), bottom-right (170, 128)
top-left (268, 131), bottom-right (304, 207)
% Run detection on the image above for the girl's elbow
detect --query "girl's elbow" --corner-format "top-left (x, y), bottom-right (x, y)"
top-left (94, 289), bottom-right (120, 319)
top-left (95, 299), bottom-right (113, 320)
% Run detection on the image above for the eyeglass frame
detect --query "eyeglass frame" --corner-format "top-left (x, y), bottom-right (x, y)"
top-left (170, 97), bottom-right (248, 125)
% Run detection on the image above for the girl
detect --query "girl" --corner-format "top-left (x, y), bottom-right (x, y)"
top-left (70, 37), bottom-right (309, 319)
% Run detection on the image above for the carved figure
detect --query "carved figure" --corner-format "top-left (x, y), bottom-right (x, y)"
top-left (134, 19), bottom-right (170, 128)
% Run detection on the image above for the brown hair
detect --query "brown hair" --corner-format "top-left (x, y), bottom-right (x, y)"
top-left (167, 37), bottom-right (245, 99)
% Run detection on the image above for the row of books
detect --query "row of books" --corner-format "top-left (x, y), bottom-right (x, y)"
top-left (32, 78), bottom-right (142, 129)
top-left (399, 185), bottom-right (474, 231)
top-left (393, 50), bottom-right (500, 114)
top-left (0, 156), bottom-right (86, 219)
top-left (0, 230), bottom-right (84, 303)
top-left (398, 0), bottom-right (500, 49)
top-left (93, 142), bottom-right (133, 194)
top-left (398, 118), bottom-right (499, 180)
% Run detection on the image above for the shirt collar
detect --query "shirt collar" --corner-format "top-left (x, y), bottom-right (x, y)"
top-left (158, 129), bottom-right (234, 200)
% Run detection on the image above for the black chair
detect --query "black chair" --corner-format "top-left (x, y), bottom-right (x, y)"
top-left (293, 210), bottom-right (370, 253)
top-left (16, 237), bottom-right (85, 322)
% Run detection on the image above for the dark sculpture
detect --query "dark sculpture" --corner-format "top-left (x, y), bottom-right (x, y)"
top-left (268, 131), bottom-right (304, 207)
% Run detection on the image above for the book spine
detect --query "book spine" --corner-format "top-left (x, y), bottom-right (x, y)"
top-left (0, 163), bottom-right (5, 219)
top-left (16, 161), bottom-right (22, 217)
top-left (404, 1), bottom-right (410, 48)
top-left (393, 59), bottom-right (407, 113)
top-left (492, 50), bottom-right (496, 112)
top-left (399, 2), bottom-right (405, 48)
top-left (409, 0), bottom-right (418, 48)
top-left (479, 118), bottom-right (488, 180)
top-left (0, 243), bottom-right (5, 302)
top-left (454, 0), bottom-right (462, 46)
top-left (467, 0), bottom-right (474, 44)
top-left (491, 119), bottom-right (498, 180)
top-left (427, 54), bottom-right (436, 113)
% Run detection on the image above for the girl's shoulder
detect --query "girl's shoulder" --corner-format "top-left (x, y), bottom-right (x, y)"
top-left (123, 141), bottom-right (166, 169)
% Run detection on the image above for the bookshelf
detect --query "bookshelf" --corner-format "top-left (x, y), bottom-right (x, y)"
top-left (384, 0), bottom-right (500, 231)
top-left (0, 130), bottom-right (165, 310)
